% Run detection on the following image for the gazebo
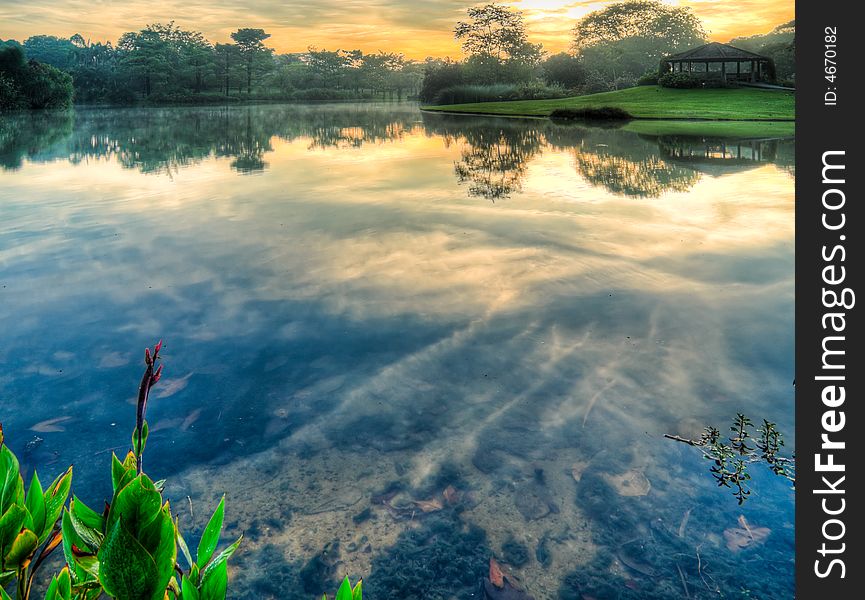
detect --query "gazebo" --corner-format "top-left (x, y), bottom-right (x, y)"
top-left (660, 42), bottom-right (775, 83)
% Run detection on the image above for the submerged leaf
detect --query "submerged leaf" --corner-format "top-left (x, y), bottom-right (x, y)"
top-left (723, 515), bottom-right (770, 552)
top-left (30, 416), bottom-right (73, 433)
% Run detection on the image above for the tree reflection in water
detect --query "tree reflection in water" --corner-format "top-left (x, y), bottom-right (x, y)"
top-left (423, 114), bottom-right (792, 201)
top-left (1, 104), bottom-right (793, 197)
top-left (0, 104), bottom-right (422, 175)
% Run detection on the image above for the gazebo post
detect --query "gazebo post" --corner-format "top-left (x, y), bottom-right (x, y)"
top-left (721, 61), bottom-right (726, 81)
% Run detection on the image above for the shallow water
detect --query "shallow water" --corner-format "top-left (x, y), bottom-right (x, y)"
top-left (0, 103), bottom-right (794, 599)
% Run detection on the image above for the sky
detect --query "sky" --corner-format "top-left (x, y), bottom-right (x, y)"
top-left (0, 0), bottom-right (794, 59)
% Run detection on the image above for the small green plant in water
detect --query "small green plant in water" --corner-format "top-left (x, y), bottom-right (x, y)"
top-left (1, 341), bottom-right (241, 600)
top-left (666, 413), bottom-right (795, 504)
top-left (322, 577), bottom-right (362, 600)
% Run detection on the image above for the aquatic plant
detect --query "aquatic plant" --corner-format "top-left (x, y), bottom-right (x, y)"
top-left (321, 577), bottom-right (362, 600)
top-left (0, 341), bottom-right (241, 600)
top-left (665, 413), bottom-right (795, 504)
top-left (366, 512), bottom-right (489, 600)
top-left (0, 425), bottom-right (72, 599)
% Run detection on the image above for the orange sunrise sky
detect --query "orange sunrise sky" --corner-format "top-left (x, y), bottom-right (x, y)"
top-left (0, 0), bottom-right (793, 59)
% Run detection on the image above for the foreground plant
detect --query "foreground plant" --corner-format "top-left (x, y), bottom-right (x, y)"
top-left (665, 413), bottom-right (795, 504)
top-left (1, 341), bottom-right (241, 600)
top-left (322, 577), bottom-right (362, 600)
top-left (0, 426), bottom-right (72, 599)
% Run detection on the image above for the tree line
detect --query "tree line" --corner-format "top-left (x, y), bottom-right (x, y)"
top-left (1, 1), bottom-right (794, 111)
top-left (2, 22), bottom-right (426, 108)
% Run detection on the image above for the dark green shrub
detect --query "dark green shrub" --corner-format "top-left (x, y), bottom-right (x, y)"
top-left (20, 61), bottom-right (73, 109)
top-left (431, 83), bottom-right (566, 106)
top-left (636, 70), bottom-right (659, 86)
top-left (542, 52), bottom-right (586, 90)
top-left (0, 44), bottom-right (73, 110)
top-left (419, 61), bottom-right (465, 103)
top-left (658, 72), bottom-right (703, 88)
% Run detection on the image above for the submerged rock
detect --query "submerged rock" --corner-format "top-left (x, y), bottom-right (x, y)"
top-left (535, 535), bottom-right (552, 569)
top-left (602, 469), bottom-right (651, 497)
top-left (501, 537), bottom-right (530, 567)
top-left (513, 480), bottom-right (558, 521)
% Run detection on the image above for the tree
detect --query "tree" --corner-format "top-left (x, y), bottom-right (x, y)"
top-left (573, 0), bottom-right (706, 88)
top-left (117, 26), bottom-right (175, 96)
top-left (542, 52), bottom-right (585, 90)
top-left (214, 43), bottom-right (240, 95)
top-left (454, 3), bottom-right (543, 84)
top-left (22, 35), bottom-right (77, 70)
top-left (418, 58), bottom-right (465, 103)
top-left (306, 47), bottom-right (349, 88)
top-left (174, 29), bottom-right (213, 93)
top-left (0, 43), bottom-right (73, 110)
top-left (731, 20), bottom-right (795, 82)
top-left (230, 28), bottom-right (273, 94)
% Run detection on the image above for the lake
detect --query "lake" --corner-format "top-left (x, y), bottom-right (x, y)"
top-left (0, 103), bottom-right (794, 599)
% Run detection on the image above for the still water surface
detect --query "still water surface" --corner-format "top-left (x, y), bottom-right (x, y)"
top-left (0, 104), bottom-right (794, 599)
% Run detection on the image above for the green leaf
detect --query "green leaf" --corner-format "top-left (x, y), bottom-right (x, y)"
top-left (2, 528), bottom-right (38, 569)
top-left (107, 475), bottom-right (162, 539)
top-left (57, 566), bottom-right (73, 599)
top-left (43, 466), bottom-right (73, 535)
top-left (25, 470), bottom-right (47, 541)
top-left (0, 444), bottom-right (21, 513)
top-left (176, 520), bottom-right (193, 569)
top-left (199, 560), bottom-right (227, 600)
top-left (199, 535), bottom-right (242, 584)
top-left (61, 508), bottom-right (100, 583)
top-left (0, 503), bottom-right (27, 554)
top-left (335, 577), bottom-right (353, 600)
top-left (352, 579), bottom-right (362, 600)
top-left (98, 517), bottom-right (160, 600)
top-left (197, 495), bottom-right (224, 566)
top-left (121, 451), bottom-right (137, 471)
top-left (132, 421), bottom-right (149, 459)
top-left (70, 580), bottom-right (104, 600)
top-left (181, 575), bottom-right (200, 600)
top-left (111, 453), bottom-right (127, 493)
top-left (68, 497), bottom-right (105, 552)
top-left (70, 496), bottom-right (105, 532)
top-left (44, 574), bottom-right (59, 600)
top-left (145, 503), bottom-right (177, 593)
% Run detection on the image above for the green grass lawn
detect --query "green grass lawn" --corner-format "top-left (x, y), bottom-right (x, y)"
top-left (422, 86), bottom-right (795, 121)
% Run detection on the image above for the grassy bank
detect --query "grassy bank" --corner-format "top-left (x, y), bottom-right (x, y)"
top-left (422, 86), bottom-right (795, 121)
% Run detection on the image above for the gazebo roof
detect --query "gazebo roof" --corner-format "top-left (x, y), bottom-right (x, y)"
top-left (665, 42), bottom-right (768, 61)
